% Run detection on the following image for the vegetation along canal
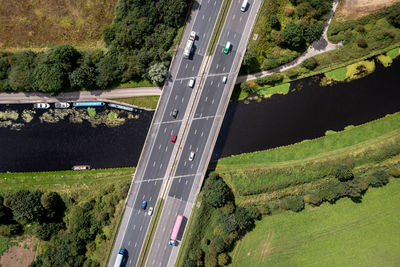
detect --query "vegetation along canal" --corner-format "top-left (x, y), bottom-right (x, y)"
top-left (213, 57), bottom-right (400, 160)
top-left (0, 104), bottom-right (153, 172)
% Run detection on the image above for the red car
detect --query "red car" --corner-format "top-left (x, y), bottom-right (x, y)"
top-left (171, 134), bottom-right (177, 143)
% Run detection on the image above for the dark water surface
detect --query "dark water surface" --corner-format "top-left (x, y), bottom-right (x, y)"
top-left (0, 104), bottom-right (153, 172)
top-left (212, 57), bottom-right (400, 160)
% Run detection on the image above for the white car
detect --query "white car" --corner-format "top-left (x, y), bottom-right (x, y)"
top-left (148, 207), bottom-right (154, 216)
top-left (55, 102), bottom-right (70, 108)
top-left (188, 77), bottom-right (196, 88)
top-left (34, 103), bottom-right (50, 109)
top-left (189, 151), bottom-right (195, 161)
top-left (222, 76), bottom-right (227, 84)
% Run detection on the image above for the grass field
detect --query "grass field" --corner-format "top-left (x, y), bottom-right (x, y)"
top-left (112, 96), bottom-right (160, 110)
top-left (0, 0), bottom-right (117, 49)
top-left (231, 178), bottom-right (400, 266)
top-left (258, 83), bottom-right (290, 98)
top-left (0, 168), bottom-right (134, 198)
top-left (113, 79), bottom-right (155, 89)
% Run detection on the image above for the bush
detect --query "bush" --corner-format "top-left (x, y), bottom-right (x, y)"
top-left (334, 165), bottom-right (354, 182)
top-left (304, 193), bottom-right (323, 206)
top-left (34, 222), bottom-right (65, 241)
top-left (219, 213), bottom-right (238, 234)
top-left (218, 253), bottom-right (230, 265)
top-left (279, 196), bottom-right (304, 212)
top-left (357, 38), bottom-right (368, 48)
top-left (262, 57), bottom-right (280, 70)
top-left (240, 82), bottom-right (254, 94)
top-left (148, 62), bottom-right (168, 85)
top-left (268, 15), bottom-right (281, 30)
top-left (301, 57), bottom-right (318, 70)
top-left (255, 73), bottom-right (283, 86)
top-left (387, 3), bottom-right (400, 28)
top-left (203, 174), bottom-right (231, 208)
top-left (389, 167), bottom-right (400, 177)
top-left (282, 23), bottom-right (304, 49)
top-left (367, 170), bottom-right (389, 187)
top-left (204, 253), bottom-right (217, 267)
top-left (220, 202), bottom-right (235, 215)
top-left (356, 25), bottom-right (365, 33)
top-left (211, 236), bottom-right (226, 253)
top-left (286, 68), bottom-right (299, 78)
top-left (318, 182), bottom-right (347, 203)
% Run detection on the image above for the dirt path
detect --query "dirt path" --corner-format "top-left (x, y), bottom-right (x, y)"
top-left (0, 237), bottom-right (36, 267)
top-left (337, 0), bottom-right (400, 20)
top-left (236, 0), bottom-right (340, 84)
top-left (0, 87), bottom-right (161, 104)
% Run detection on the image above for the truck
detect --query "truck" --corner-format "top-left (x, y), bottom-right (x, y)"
top-left (183, 31), bottom-right (196, 59)
top-left (169, 214), bottom-right (183, 246)
top-left (114, 249), bottom-right (126, 267)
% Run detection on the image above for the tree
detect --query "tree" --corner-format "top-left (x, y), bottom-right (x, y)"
top-left (96, 51), bottom-right (121, 89)
top-left (282, 23), bottom-right (304, 49)
top-left (203, 174), bottom-right (231, 208)
top-left (389, 167), bottom-right (400, 178)
top-left (234, 206), bottom-right (254, 231)
top-left (33, 63), bottom-right (66, 94)
top-left (304, 23), bottom-right (324, 43)
top-left (4, 190), bottom-right (45, 225)
top-left (211, 235), bottom-right (226, 253)
top-left (304, 193), bottom-right (323, 206)
top-left (204, 253), bottom-right (217, 267)
top-left (41, 192), bottom-right (66, 222)
top-left (219, 213), bottom-right (239, 234)
top-left (148, 62), bottom-right (168, 85)
top-left (280, 196), bottom-right (304, 212)
top-left (387, 3), bottom-right (400, 28)
top-left (268, 15), bottom-right (280, 30)
top-left (301, 57), bottom-right (318, 70)
top-left (357, 38), bottom-right (368, 48)
top-left (242, 50), bottom-right (258, 72)
top-left (69, 62), bottom-right (97, 90)
top-left (45, 44), bottom-right (81, 72)
top-left (34, 222), bottom-right (64, 241)
top-left (218, 253), bottom-right (230, 265)
top-left (8, 51), bottom-right (36, 92)
top-left (367, 170), bottom-right (389, 187)
top-left (0, 196), bottom-right (13, 224)
top-left (334, 165), bottom-right (354, 182)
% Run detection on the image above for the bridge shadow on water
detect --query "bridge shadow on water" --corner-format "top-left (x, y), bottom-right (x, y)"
top-left (212, 56), bottom-right (400, 160)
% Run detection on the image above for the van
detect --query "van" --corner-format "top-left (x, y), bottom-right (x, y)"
top-left (188, 77), bottom-right (196, 88)
top-left (224, 41), bottom-right (231, 54)
top-left (240, 0), bottom-right (248, 12)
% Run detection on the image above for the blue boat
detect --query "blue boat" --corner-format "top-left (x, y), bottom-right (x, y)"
top-left (108, 103), bottom-right (134, 112)
top-left (73, 102), bottom-right (105, 107)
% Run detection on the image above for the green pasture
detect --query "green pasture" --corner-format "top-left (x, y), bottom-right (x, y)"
top-left (231, 179), bottom-right (400, 266)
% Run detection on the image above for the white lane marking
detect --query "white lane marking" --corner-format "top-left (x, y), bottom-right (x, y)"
top-left (153, 161), bottom-right (156, 167)
top-left (223, 66), bottom-right (226, 71)
top-left (201, 131), bottom-right (204, 137)
top-left (191, 164), bottom-right (194, 169)
top-left (163, 226), bottom-right (166, 232)
top-left (184, 161), bottom-right (187, 166)
top-left (128, 241), bottom-right (131, 246)
top-left (214, 1), bottom-right (216, 5)
top-left (158, 144), bottom-right (161, 150)
top-left (205, 96), bottom-right (208, 102)
top-left (152, 260), bottom-right (155, 265)
top-left (185, 63), bottom-right (188, 69)
top-left (240, 16), bottom-right (242, 22)
top-left (180, 80), bottom-right (183, 84)
top-left (159, 163), bottom-right (163, 169)
top-left (140, 226), bottom-right (143, 231)
top-left (216, 64), bottom-right (219, 70)
top-left (135, 242), bottom-right (137, 247)
top-left (212, 99), bottom-right (215, 104)
top-left (133, 224), bottom-right (136, 230)
top-left (196, 147), bottom-right (199, 152)
top-left (149, 197), bottom-right (152, 202)
top-left (189, 144), bottom-right (192, 150)
top-left (209, 16), bottom-right (211, 22)
top-left (202, 14), bottom-right (205, 20)
top-left (175, 95), bottom-right (178, 100)
top-left (192, 65), bottom-right (195, 71)
top-left (227, 31), bottom-right (230, 37)
top-left (142, 195), bottom-right (145, 200)
top-left (194, 129), bottom-right (197, 135)
top-left (164, 127), bottom-right (167, 133)
top-left (217, 83), bottom-right (220, 88)
top-left (165, 146), bottom-right (168, 152)
top-left (182, 97), bottom-right (184, 103)
top-left (185, 180), bottom-right (188, 185)
top-left (203, 33), bottom-right (206, 39)
top-left (179, 178), bottom-right (182, 183)
top-left (233, 14), bottom-right (236, 19)
top-left (137, 210), bottom-right (140, 214)
top-left (130, 260), bottom-right (132, 264)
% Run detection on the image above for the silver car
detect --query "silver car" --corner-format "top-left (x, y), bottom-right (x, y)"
top-left (55, 102), bottom-right (70, 108)
top-left (34, 103), bottom-right (50, 109)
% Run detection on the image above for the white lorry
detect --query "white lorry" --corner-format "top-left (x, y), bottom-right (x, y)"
top-left (183, 31), bottom-right (196, 59)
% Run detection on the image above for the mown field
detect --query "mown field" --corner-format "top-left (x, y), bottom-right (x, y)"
top-left (112, 96), bottom-right (160, 110)
top-left (0, 0), bottom-right (117, 50)
top-left (231, 178), bottom-right (400, 266)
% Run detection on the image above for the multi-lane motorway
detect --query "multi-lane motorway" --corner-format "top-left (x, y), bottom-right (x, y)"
top-left (109, 1), bottom-right (223, 266)
top-left (110, 0), bottom-right (261, 266)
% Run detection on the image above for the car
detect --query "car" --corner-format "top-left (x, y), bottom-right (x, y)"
top-left (34, 103), bottom-right (50, 109)
top-left (55, 102), bottom-right (70, 108)
top-left (188, 77), bottom-right (196, 88)
top-left (171, 134), bottom-right (177, 143)
top-left (72, 165), bottom-right (91, 171)
top-left (189, 151), bottom-right (195, 161)
top-left (172, 108), bottom-right (178, 118)
top-left (148, 207), bottom-right (154, 216)
top-left (222, 76), bottom-right (227, 84)
top-left (141, 201), bottom-right (147, 210)
top-left (224, 41), bottom-right (231, 54)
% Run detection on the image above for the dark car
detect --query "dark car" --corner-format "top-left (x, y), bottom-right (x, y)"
top-left (172, 108), bottom-right (178, 118)
top-left (171, 134), bottom-right (177, 143)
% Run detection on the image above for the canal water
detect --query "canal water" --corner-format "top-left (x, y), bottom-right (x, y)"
top-left (212, 56), bottom-right (400, 160)
top-left (0, 104), bottom-right (153, 172)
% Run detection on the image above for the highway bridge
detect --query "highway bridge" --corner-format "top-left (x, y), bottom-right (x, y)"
top-left (109, 0), bottom-right (261, 266)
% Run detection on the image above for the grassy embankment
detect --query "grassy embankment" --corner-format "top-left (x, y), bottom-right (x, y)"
top-left (0, 168), bottom-right (134, 264)
top-left (0, 0), bottom-right (117, 50)
top-left (111, 96), bottom-right (160, 110)
top-left (235, 1), bottom-right (400, 100)
top-left (230, 178), bottom-right (400, 266)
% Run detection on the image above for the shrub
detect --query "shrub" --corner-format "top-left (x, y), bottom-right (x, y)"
top-left (301, 57), bottom-right (318, 70)
top-left (218, 253), bottom-right (230, 265)
top-left (367, 170), bottom-right (389, 187)
top-left (211, 236), bottom-right (226, 253)
top-left (387, 3), bottom-right (400, 28)
top-left (357, 38), bottom-right (368, 48)
top-left (219, 213), bottom-right (238, 234)
top-left (34, 222), bottom-right (64, 241)
top-left (282, 23), bottom-right (304, 49)
top-left (195, 249), bottom-right (204, 261)
top-left (356, 25), bottom-right (365, 33)
top-left (255, 73), bottom-right (283, 86)
top-left (268, 15), bottom-right (281, 30)
top-left (318, 182), bottom-right (347, 203)
top-left (220, 202), bottom-right (235, 215)
top-left (280, 196), bottom-right (304, 212)
top-left (240, 82), bottom-right (254, 93)
top-left (204, 253), bottom-right (217, 267)
top-left (286, 68), bottom-right (299, 78)
top-left (389, 167), bottom-right (400, 177)
top-left (304, 193), bottom-right (323, 206)
top-left (262, 57), bottom-right (280, 70)
top-left (245, 206), bottom-right (261, 220)
top-left (203, 174), bottom-right (231, 208)
top-left (334, 165), bottom-right (354, 182)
